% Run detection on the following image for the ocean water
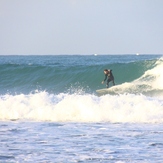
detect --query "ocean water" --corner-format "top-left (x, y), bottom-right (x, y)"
top-left (0, 54), bottom-right (163, 162)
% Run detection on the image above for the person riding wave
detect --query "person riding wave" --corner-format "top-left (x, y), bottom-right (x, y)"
top-left (101, 69), bottom-right (115, 88)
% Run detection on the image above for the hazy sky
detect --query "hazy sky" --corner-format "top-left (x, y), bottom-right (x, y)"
top-left (1, 0), bottom-right (163, 55)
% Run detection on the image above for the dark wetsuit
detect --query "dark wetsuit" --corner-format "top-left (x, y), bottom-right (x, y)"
top-left (104, 70), bottom-right (115, 88)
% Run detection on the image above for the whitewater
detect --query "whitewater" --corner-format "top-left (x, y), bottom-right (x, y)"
top-left (0, 55), bottom-right (163, 162)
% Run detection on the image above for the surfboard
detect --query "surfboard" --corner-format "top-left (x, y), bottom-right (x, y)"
top-left (96, 88), bottom-right (113, 96)
top-left (96, 85), bottom-right (120, 96)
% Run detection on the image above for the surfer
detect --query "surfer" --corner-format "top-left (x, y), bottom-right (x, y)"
top-left (101, 69), bottom-right (115, 88)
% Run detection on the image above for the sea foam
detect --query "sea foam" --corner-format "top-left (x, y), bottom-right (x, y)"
top-left (0, 91), bottom-right (163, 123)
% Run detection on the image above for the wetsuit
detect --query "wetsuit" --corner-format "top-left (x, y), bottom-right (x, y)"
top-left (104, 70), bottom-right (115, 88)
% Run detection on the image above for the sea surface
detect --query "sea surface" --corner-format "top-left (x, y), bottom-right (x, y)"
top-left (0, 54), bottom-right (163, 162)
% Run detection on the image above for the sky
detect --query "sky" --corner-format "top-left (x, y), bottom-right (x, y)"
top-left (0, 0), bottom-right (163, 55)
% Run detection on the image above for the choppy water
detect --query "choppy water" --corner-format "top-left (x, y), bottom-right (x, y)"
top-left (0, 122), bottom-right (163, 163)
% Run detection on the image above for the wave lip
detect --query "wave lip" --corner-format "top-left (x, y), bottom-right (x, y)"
top-left (101, 57), bottom-right (163, 97)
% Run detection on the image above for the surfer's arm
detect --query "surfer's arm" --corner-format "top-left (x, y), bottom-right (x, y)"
top-left (103, 75), bottom-right (107, 81)
top-left (102, 75), bottom-right (107, 84)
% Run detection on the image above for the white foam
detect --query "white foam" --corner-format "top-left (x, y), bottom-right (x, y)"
top-left (0, 91), bottom-right (163, 123)
top-left (107, 57), bottom-right (163, 96)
